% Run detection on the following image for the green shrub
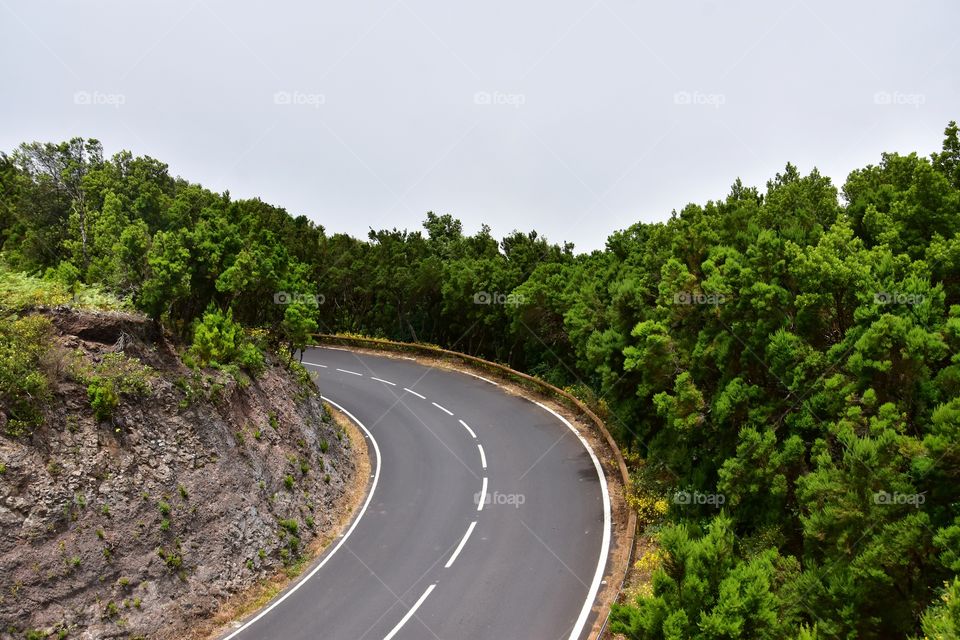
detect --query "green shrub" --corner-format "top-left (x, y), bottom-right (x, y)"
top-left (103, 600), bottom-right (119, 619)
top-left (0, 315), bottom-right (52, 435)
top-left (278, 519), bottom-right (298, 535)
top-left (284, 475), bottom-right (294, 491)
top-left (0, 265), bottom-right (128, 312)
top-left (88, 379), bottom-right (119, 421)
top-left (289, 359), bottom-right (314, 392)
top-left (156, 547), bottom-right (182, 570)
top-left (188, 308), bottom-right (264, 374)
top-left (69, 352), bottom-right (152, 422)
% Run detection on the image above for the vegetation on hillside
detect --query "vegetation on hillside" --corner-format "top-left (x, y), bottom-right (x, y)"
top-left (1, 122), bottom-right (959, 637)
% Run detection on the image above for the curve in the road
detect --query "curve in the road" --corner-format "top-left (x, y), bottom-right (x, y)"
top-left (221, 347), bottom-right (611, 640)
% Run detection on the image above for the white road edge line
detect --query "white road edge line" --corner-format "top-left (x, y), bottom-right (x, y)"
top-left (461, 370), bottom-right (500, 386)
top-left (383, 583), bottom-right (436, 640)
top-left (458, 419), bottom-right (477, 439)
top-left (336, 368), bottom-right (363, 376)
top-left (370, 377), bottom-right (397, 386)
top-left (431, 401), bottom-right (454, 416)
top-left (477, 477), bottom-right (488, 512)
top-left (301, 361), bottom-right (328, 368)
top-left (477, 444), bottom-right (487, 469)
top-left (444, 521), bottom-right (477, 569)
top-left (222, 396), bottom-right (381, 640)
top-left (403, 387), bottom-right (426, 400)
top-left (534, 401), bottom-right (611, 640)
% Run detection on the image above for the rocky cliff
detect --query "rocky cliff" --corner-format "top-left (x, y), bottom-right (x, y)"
top-left (0, 308), bottom-right (358, 639)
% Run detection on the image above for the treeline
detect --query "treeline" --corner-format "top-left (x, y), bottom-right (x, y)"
top-left (2, 123), bottom-right (960, 637)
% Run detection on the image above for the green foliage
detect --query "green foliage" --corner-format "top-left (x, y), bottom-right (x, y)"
top-left (87, 379), bottom-right (118, 421)
top-left (156, 547), bottom-right (182, 570)
top-left (68, 351), bottom-right (152, 422)
top-left (611, 515), bottom-right (799, 640)
top-left (280, 302), bottom-right (318, 360)
top-left (278, 518), bottom-right (298, 535)
top-left (0, 314), bottom-right (52, 435)
top-left (0, 264), bottom-right (128, 312)
top-left (920, 578), bottom-right (960, 640)
top-left (187, 307), bottom-right (264, 373)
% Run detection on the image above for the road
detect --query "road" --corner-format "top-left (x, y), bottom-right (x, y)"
top-left (222, 346), bottom-right (610, 640)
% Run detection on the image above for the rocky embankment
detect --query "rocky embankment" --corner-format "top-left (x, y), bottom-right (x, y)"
top-left (0, 308), bottom-right (357, 639)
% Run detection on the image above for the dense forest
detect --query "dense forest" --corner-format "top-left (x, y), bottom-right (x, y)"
top-left (2, 121), bottom-right (960, 638)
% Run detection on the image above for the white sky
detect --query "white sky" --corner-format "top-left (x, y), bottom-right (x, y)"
top-left (2, 0), bottom-right (957, 252)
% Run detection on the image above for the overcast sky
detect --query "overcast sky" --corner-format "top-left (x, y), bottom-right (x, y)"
top-left (1, 1), bottom-right (957, 252)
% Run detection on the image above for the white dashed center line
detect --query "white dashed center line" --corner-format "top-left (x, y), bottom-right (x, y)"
top-left (477, 477), bottom-right (488, 512)
top-left (458, 419), bottom-right (477, 439)
top-left (445, 521), bottom-right (477, 568)
top-left (370, 377), bottom-right (396, 386)
top-left (336, 368), bottom-right (363, 376)
top-left (403, 387), bottom-right (426, 400)
top-left (477, 444), bottom-right (487, 469)
top-left (383, 584), bottom-right (436, 640)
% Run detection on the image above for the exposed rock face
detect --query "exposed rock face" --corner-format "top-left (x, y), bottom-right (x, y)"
top-left (0, 309), bottom-right (355, 639)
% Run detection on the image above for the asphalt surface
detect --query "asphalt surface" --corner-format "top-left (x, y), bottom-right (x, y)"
top-left (221, 347), bottom-right (610, 640)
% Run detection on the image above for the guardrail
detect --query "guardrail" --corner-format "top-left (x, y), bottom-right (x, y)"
top-left (311, 333), bottom-right (637, 639)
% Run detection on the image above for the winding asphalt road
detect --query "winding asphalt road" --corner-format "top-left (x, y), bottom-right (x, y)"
top-left (221, 346), bottom-right (610, 640)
